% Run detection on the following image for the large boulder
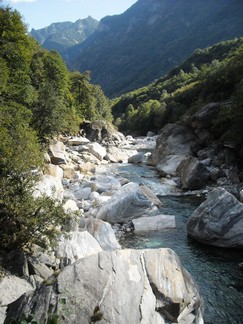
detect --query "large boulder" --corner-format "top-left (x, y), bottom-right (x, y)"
top-left (48, 140), bottom-right (67, 165)
top-left (177, 156), bottom-right (210, 190)
top-left (80, 120), bottom-right (126, 145)
top-left (106, 146), bottom-right (131, 163)
top-left (88, 142), bottom-right (107, 161)
top-left (187, 187), bottom-right (243, 248)
top-left (147, 124), bottom-right (197, 166)
top-left (86, 218), bottom-right (121, 251)
top-left (0, 276), bottom-right (33, 323)
top-left (156, 154), bottom-right (186, 177)
top-left (5, 249), bottom-right (204, 324)
top-left (33, 174), bottom-right (64, 201)
top-left (56, 231), bottom-right (102, 265)
top-left (44, 164), bottom-right (63, 181)
top-left (128, 153), bottom-right (145, 164)
top-left (96, 183), bottom-right (158, 224)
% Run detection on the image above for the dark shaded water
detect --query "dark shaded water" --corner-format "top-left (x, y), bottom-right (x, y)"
top-left (104, 163), bottom-right (243, 324)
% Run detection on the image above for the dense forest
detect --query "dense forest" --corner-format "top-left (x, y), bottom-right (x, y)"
top-left (0, 6), bottom-right (112, 252)
top-left (112, 38), bottom-right (243, 149)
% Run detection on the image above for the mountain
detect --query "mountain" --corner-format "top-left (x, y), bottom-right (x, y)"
top-left (30, 16), bottom-right (99, 55)
top-left (111, 37), bottom-right (243, 138)
top-left (65, 0), bottom-right (243, 97)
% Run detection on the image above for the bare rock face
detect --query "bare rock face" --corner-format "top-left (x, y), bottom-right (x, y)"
top-left (5, 248), bottom-right (204, 324)
top-left (147, 124), bottom-right (197, 166)
top-left (187, 187), bottom-right (243, 248)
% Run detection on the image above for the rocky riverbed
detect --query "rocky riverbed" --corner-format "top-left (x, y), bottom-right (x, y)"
top-left (1, 117), bottom-right (243, 323)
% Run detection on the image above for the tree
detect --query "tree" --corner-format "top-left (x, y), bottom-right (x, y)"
top-left (70, 70), bottom-right (112, 122)
top-left (0, 102), bottom-right (69, 252)
top-left (30, 50), bottom-right (75, 139)
top-left (0, 7), bottom-right (35, 105)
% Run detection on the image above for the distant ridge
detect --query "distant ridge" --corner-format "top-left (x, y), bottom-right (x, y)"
top-left (64, 0), bottom-right (243, 97)
top-left (30, 16), bottom-right (99, 55)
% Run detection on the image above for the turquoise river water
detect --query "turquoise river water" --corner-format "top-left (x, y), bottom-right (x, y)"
top-left (102, 162), bottom-right (243, 324)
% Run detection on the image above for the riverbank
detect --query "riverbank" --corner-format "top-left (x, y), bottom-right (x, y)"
top-left (1, 126), bottom-right (242, 323)
top-left (0, 132), bottom-right (205, 324)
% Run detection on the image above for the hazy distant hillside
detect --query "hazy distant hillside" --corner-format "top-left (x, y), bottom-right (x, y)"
top-left (30, 16), bottom-right (99, 54)
top-left (65, 0), bottom-right (243, 97)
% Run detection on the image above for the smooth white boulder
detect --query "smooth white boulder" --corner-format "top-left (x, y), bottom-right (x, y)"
top-left (132, 214), bottom-right (176, 232)
top-left (88, 142), bottom-right (107, 161)
top-left (56, 231), bottom-right (102, 264)
top-left (0, 276), bottom-right (33, 323)
top-left (86, 218), bottom-right (121, 251)
top-left (33, 174), bottom-right (64, 201)
top-left (96, 182), bottom-right (156, 224)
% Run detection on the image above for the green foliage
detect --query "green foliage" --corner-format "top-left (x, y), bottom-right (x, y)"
top-left (0, 102), bottom-right (69, 252)
top-left (70, 71), bottom-right (112, 122)
top-left (112, 38), bottom-right (243, 137)
top-left (0, 102), bottom-right (42, 175)
top-left (65, 0), bottom-right (243, 97)
top-left (0, 6), bottom-right (112, 254)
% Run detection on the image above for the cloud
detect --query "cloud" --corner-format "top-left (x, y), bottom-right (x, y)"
top-left (9, 0), bottom-right (36, 3)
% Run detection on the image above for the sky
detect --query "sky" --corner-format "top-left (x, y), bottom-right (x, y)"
top-left (2, 0), bottom-right (138, 30)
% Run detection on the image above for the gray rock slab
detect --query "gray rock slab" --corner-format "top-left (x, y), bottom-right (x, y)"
top-left (132, 214), bottom-right (176, 232)
top-left (88, 142), bottom-right (107, 161)
top-left (49, 140), bottom-right (67, 165)
top-left (66, 136), bottom-right (90, 145)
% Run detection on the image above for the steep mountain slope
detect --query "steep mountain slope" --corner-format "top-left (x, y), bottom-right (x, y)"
top-left (66, 0), bottom-right (243, 97)
top-left (111, 37), bottom-right (243, 139)
top-left (30, 16), bottom-right (99, 55)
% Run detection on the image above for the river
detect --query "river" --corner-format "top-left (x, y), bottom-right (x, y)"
top-left (98, 160), bottom-right (243, 324)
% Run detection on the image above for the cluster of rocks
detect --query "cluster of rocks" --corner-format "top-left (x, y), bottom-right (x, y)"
top-left (0, 130), bottom-right (204, 323)
top-left (147, 103), bottom-right (243, 250)
top-left (148, 102), bottom-right (243, 199)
